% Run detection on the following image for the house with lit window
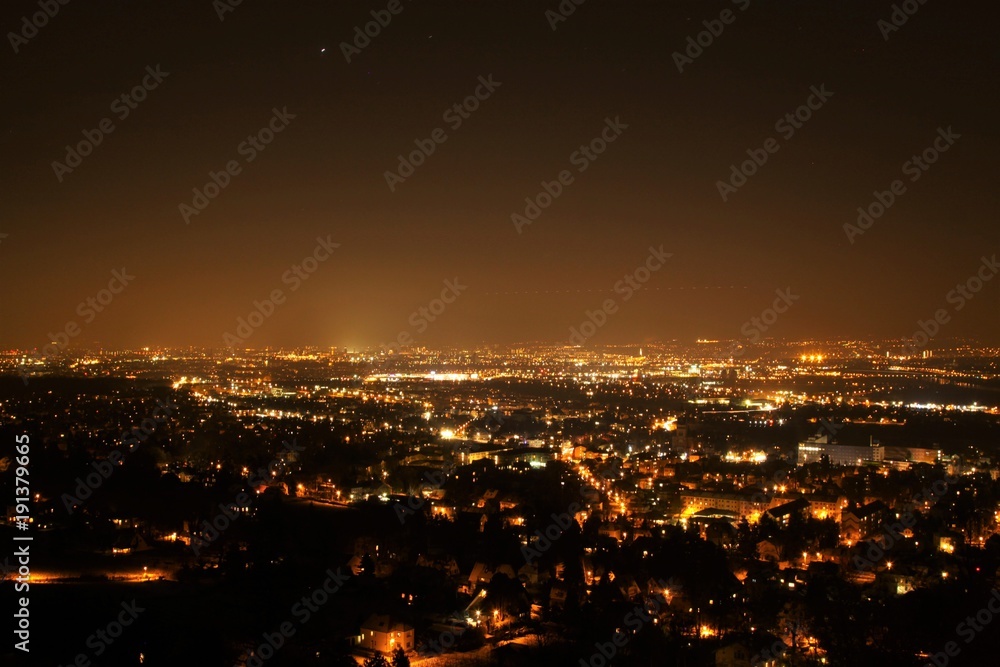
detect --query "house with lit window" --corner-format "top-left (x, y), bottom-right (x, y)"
top-left (355, 614), bottom-right (414, 654)
top-left (716, 643), bottom-right (753, 667)
top-left (841, 501), bottom-right (889, 542)
top-left (764, 498), bottom-right (811, 527)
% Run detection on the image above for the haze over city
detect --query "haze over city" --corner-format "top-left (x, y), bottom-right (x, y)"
top-left (1, 0), bottom-right (997, 350)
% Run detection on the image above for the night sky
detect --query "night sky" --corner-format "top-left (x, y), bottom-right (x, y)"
top-left (2, 0), bottom-right (997, 350)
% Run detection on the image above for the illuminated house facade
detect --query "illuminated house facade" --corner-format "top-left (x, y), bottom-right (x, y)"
top-left (680, 490), bottom-right (770, 520)
top-left (355, 614), bottom-right (415, 654)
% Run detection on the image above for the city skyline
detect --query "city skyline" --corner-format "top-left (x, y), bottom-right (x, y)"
top-left (3, 338), bottom-right (1000, 665)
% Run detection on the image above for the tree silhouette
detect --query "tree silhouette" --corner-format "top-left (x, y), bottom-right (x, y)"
top-left (484, 572), bottom-right (530, 625)
top-left (391, 646), bottom-right (410, 667)
top-left (363, 651), bottom-right (390, 667)
top-left (778, 600), bottom-right (811, 665)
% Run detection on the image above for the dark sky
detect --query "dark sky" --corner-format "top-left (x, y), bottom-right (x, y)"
top-left (2, 0), bottom-right (998, 350)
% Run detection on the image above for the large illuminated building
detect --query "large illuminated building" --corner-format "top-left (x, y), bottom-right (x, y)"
top-left (797, 434), bottom-right (884, 466)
